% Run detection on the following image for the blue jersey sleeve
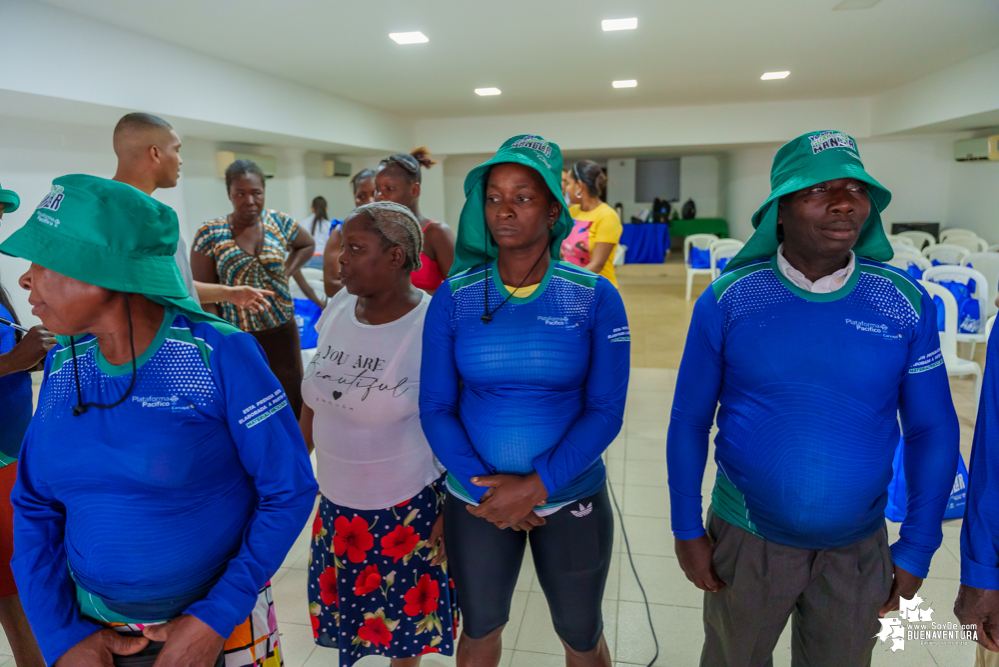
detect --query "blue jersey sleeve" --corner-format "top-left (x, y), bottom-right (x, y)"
top-left (184, 330), bottom-right (318, 638)
top-left (892, 289), bottom-right (960, 578)
top-left (961, 324), bottom-right (999, 589)
top-left (10, 355), bottom-right (102, 665)
top-left (419, 287), bottom-right (493, 501)
top-left (667, 290), bottom-right (724, 540)
top-left (531, 278), bottom-right (629, 495)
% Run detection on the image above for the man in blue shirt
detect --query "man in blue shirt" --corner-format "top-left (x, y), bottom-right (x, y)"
top-left (668, 131), bottom-right (960, 666)
top-left (956, 312), bottom-right (999, 664)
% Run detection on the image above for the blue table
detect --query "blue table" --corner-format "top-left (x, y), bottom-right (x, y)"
top-left (620, 223), bottom-right (671, 263)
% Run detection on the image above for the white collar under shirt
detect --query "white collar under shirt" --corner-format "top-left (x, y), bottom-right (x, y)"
top-left (776, 243), bottom-right (856, 294)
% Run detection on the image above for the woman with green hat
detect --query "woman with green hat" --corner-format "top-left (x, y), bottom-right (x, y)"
top-left (420, 135), bottom-right (630, 667)
top-left (2, 175), bottom-right (318, 667)
top-left (667, 131), bottom-right (959, 666)
top-left (0, 183), bottom-right (48, 667)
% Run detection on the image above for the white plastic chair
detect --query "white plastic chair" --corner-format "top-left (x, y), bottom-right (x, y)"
top-left (887, 252), bottom-right (931, 277)
top-left (887, 234), bottom-right (916, 248)
top-left (920, 280), bottom-right (983, 412)
top-left (963, 252), bottom-right (999, 318)
top-left (684, 233), bottom-right (719, 300)
top-left (890, 241), bottom-right (917, 256)
top-left (988, 244), bottom-right (999, 253)
top-left (987, 315), bottom-right (995, 339)
top-left (940, 229), bottom-right (978, 243)
top-left (709, 239), bottom-right (744, 279)
top-left (923, 266), bottom-right (990, 358)
top-left (613, 244), bottom-right (627, 266)
top-left (896, 230), bottom-right (936, 251)
top-left (923, 244), bottom-right (970, 267)
top-left (942, 234), bottom-right (989, 254)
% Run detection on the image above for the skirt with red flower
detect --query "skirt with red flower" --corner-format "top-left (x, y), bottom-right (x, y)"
top-left (307, 478), bottom-right (457, 667)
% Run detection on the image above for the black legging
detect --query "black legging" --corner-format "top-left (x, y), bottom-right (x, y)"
top-left (444, 485), bottom-right (614, 652)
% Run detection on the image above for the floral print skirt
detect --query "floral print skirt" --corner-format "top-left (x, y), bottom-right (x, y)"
top-left (307, 478), bottom-right (457, 667)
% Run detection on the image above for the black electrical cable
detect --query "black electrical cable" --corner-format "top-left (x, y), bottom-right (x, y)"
top-left (71, 292), bottom-right (138, 416)
top-left (608, 476), bottom-right (660, 667)
top-left (481, 245), bottom-right (548, 324)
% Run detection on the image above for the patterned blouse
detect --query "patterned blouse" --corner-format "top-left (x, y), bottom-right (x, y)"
top-left (192, 210), bottom-right (299, 332)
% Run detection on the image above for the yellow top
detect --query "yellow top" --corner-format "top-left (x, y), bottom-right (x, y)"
top-left (569, 202), bottom-right (623, 287)
top-left (503, 284), bottom-right (540, 298)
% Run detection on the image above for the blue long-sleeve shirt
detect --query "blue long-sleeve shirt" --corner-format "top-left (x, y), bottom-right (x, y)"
top-left (667, 257), bottom-right (959, 578)
top-left (962, 323), bottom-right (999, 589)
top-left (11, 308), bottom-right (318, 665)
top-left (420, 261), bottom-right (629, 507)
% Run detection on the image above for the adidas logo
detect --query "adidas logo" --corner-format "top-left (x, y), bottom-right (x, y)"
top-left (570, 502), bottom-right (593, 518)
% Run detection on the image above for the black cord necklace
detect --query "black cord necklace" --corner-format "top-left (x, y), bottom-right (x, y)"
top-left (71, 292), bottom-right (139, 416)
top-left (481, 246), bottom-right (548, 324)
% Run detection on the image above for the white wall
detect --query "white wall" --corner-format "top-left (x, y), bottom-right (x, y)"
top-left (947, 160), bottom-right (999, 240)
top-left (0, 0), bottom-right (412, 153)
top-left (606, 159), bottom-right (640, 222)
top-left (680, 156), bottom-right (721, 219)
top-left (443, 154), bottom-right (492, 234)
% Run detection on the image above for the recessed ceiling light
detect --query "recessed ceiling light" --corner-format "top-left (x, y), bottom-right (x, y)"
top-left (612, 79), bottom-right (638, 89)
top-left (602, 18), bottom-right (638, 31)
top-left (475, 88), bottom-right (501, 96)
top-left (389, 32), bottom-right (428, 45)
top-left (833, 0), bottom-right (881, 9)
top-left (761, 71), bottom-right (790, 80)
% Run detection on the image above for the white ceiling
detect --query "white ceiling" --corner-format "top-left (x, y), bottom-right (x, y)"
top-left (37, 0), bottom-right (999, 120)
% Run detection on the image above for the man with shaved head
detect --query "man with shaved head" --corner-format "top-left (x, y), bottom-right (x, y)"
top-left (112, 112), bottom-right (272, 313)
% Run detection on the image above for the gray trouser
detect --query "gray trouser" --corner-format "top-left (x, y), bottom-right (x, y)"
top-left (700, 510), bottom-right (894, 667)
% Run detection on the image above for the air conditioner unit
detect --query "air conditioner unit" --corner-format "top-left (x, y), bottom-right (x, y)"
top-left (322, 159), bottom-right (352, 178)
top-left (215, 151), bottom-right (278, 178)
top-left (953, 135), bottom-right (999, 162)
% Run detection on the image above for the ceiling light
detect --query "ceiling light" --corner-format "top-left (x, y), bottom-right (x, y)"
top-left (475, 88), bottom-right (501, 96)
top-left (612, 79), bottom-right (637, 89)
top-left (602, 18), bottom-right (638, 31)
top-left (833, 0), bottom-right (881, 9)
top-left (389, 32), bottom-right (428, 45)
top-left (761, 71), bottom-right (790, 80)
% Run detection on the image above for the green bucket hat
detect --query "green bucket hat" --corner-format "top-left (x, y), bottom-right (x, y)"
top-left (724, 130), bottom-right (892, 274)
top-left (0, 181), bottom-right (19, 213)
top-left (0, 174), bottom-right (213, 322)
top-left (450, 134), bottom-right (573, 276)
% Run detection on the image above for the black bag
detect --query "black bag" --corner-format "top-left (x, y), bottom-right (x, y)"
top-left (682, 198), bottom-right (697, 220)
top-left (651, 198), bottom-right (671, 223)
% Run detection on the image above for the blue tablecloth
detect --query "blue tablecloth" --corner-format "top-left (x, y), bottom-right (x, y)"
top-left (620, 223), bottom-right (671, 264)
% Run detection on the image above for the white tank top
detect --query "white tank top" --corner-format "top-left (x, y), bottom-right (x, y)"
top-left (302, 289), bottom-right (443, 510)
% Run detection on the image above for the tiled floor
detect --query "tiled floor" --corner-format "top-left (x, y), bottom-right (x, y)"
top-left (4, 261), bottom-right (984, 666)
top-left (265, 364), bottom-right (979, 667)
